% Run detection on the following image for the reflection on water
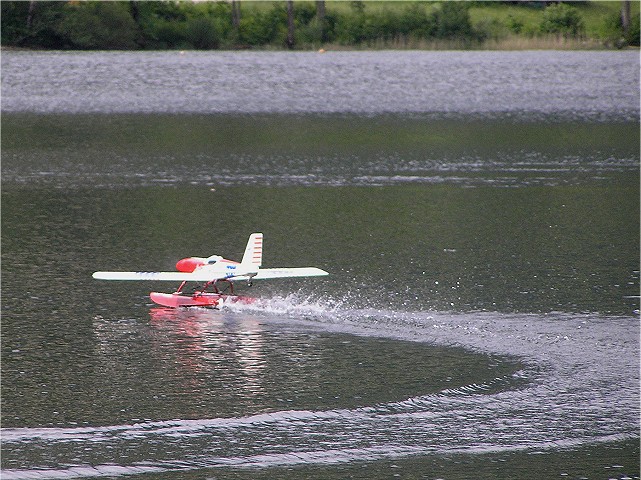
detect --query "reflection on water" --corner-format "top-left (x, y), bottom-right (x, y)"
top-left (149, 308), bottom-right (269, 401)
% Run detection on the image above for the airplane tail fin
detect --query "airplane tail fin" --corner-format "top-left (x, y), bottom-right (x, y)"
top-left (241, 233), bottom-right (263, 269)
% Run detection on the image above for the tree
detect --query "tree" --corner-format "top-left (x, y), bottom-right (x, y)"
top-left (231, 0), bottom-right (241, 40)
top-left (1, 1), bottom-right (69, 48)
top-left (239, 7), bottom-right (282, 46)
top-left (316, 0), bottom-right (326, 42)
top-left (57, 2), bottom-right (138, 49)
top-left (286, 0), bottom-right (294, 48)
top-left (186, 17), bottom-right (218, 49)
top-left (621, 0), bottom-right (631, 36)
top-left (435, 2), bottom-right (473, 39)
top-left (1, 2), bottom-right (30, 45)
top-left (625, 12), bottom-right (640, 46)
top-left (26, 0), bottom-right (37, 29)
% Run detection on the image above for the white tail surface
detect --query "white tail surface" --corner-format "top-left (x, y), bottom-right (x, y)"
top-left (241, 233), bottom-right (263, 268)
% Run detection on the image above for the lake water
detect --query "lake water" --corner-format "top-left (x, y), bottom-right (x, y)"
top-left (2, 50), bottom-right (639, 118)
top-left (1, 51), bottom-right (639, 479)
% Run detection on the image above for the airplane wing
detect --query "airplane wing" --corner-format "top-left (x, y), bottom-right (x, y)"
top-left (92, 267), bottom-right (328, 282)
top-left (92, 271), bottom-right (232, 282)
top-left (252, 267), bottom-right (329, 280)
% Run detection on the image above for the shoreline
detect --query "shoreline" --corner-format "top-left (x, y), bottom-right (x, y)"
top-left (2, 35), bottom-right (639, 53)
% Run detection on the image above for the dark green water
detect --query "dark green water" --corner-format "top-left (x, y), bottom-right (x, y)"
top-left (2, 114), bottom-right (639, 480)
top-left (3, 114), bottom-right (639, 189)
top-left (1, 50), bottom-right (640, 480)
top-left (3, 181), bottom-right (639, 315)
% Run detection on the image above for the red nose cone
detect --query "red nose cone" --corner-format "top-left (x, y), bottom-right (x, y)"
top-left (176, 257), bottom-right (205, 273)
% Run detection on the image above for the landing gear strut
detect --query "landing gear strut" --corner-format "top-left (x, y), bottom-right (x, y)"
top-left (190, 279), bottom-right (235, 296)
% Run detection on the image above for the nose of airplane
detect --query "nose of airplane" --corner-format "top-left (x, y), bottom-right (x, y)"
top-left (175, 257), bottom-right (206, 272)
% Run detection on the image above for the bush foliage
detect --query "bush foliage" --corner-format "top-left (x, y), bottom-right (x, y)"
top-left (1, 1), bottom-right (638, 50)
top-left (540, 3), bottom-right (584, 36)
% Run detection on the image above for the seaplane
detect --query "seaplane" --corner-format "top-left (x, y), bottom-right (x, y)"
top-left (92, 233), bottom-right (328, 308)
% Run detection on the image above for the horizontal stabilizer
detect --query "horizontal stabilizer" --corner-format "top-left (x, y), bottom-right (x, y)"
top-left (253, 267), bottom-right (329, 280)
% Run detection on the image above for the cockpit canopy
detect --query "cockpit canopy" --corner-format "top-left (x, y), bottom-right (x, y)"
top-left (205, 255), bottom-right (223, 264)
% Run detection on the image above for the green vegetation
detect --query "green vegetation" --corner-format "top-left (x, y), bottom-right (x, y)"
top-left (1, 1), bottom-right (639, 51)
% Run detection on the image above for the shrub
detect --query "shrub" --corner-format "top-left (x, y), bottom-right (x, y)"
top-left (435, 2), bottom-right (473, 39)
top-left (363, 10), bottom-right (400, 42)
top-left (299, 16), bottom-right (324, 44)
top-left (186, 17), bottom-right (218, 49)
top-left (57, 1), bottom-right (138, 49)
top-left (507, 15), bottom-right (525, 35)
top-left (143, 19), bottom-right (187, 49)
top-left (2, 2), bottom-right (70, 48)
top-left (334, 11), bottom-right (365, 45)
top-left (239, 6), bottom-right (286, 46)
top-left (294, 2), bottom-right (316, 26)
top-left (540, 3), bottom-right (584, 37)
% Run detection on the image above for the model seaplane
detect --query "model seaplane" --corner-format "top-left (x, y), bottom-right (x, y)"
top-left (92, 233), bottom-right (328, 308)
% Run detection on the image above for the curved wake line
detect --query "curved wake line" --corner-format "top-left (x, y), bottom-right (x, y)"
top-left (1, 366), bottom-right (525, 445)
top-left (2, 298), bottom-right (639, 477)
top-left (1, 434), bottom-right (637, 480)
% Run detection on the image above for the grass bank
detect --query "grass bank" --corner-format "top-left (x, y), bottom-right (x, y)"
top-left (307, 34), bottom-right (609, 51)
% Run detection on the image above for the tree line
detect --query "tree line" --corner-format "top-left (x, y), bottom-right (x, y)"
top-left (1, 1), bottom-right (639, 51)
